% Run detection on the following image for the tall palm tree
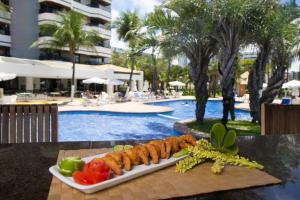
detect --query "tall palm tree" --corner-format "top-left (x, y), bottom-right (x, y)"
top-left (113, 11), bottom-right (141, 91)
top-left (136, 33), bottom-right (160, 92)
top-left (147, 0), bottom-right (218, 122)
top-left (32, 10), bottom-right (102, 101)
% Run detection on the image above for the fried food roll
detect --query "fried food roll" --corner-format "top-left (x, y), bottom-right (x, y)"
top-left (121, 152), bottom-right (132, 171)
top-left (125, 149), bottom-right (140, 166)
top-left (144, 143), bottom-right (159, 164)
top-left (179, 134), bottom-right (197, 146)
top-left (101, 157), bottom-right (123, 175)
top-left (179, 141), bottom-right (189, 149)
top-left (164, 140), bottom-right (172, 159)
top-left (134, 146), bottom-right (149, 165)
top-left (106, 152), bottom-right (123, 168)
top-left (166, 136), bottom-right (179, 154)
top-left (136, 145), bottom-right (149, 158)
top-left (150, 140), bottom-right (166, 158)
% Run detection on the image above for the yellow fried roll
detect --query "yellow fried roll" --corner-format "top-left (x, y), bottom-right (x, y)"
top-left (121, 152), bottom-right (132, 171)
top-left (106, 152), bottom-right (123, 167)
top-left (144, 144), bottom-right (159, 164)
top-left (167, 136), bottom-right (179, 154)
top-left (164, 140), bottom-right (172, 159)
top-left (125, 149), bottom-right (140, 166)
top-left (150, 140), bottom-right (166, 158)
top-left (179, 141), bottom-right (189, 149)
top-left (134, 147), bottom-right (149, 165)
top-left (102, 157), bottom-right (123, 175)
top-left (136, 145), bottom-right (149, 157)
top-left (179, 134), bottom-right (197, 146)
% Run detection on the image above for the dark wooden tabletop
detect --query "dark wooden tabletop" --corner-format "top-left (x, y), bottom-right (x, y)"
top-left (0, 134), bottom-right (299, 200)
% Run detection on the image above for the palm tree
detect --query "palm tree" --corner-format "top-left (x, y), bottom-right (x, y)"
top-left (211, 0), bottom-right (260, 125)
top-left (0, 1), bottom-right (9, 11)
top-left (113, 11), bottom-right (141, 91)
top-left (148, 0), bottom-right (218, 122)
top-left (32, 10), bottom-right (102, 101)
top-left (260, 4), bottom-right (300, 105)
top-left (136, 33), bottom-right (161, 93)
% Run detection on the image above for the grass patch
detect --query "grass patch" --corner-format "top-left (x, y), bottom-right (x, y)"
top-left (187, 119), bottom-right (261, 136)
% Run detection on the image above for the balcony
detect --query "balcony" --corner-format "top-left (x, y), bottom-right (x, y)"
top-left (0, 34), bottom-right (11, 47)
top-left (38, 36), bottom-right (112, 58)
top-left (38, 13), bottom-right (111, 39)
top-left (0, 11), bottom-right (11, 24)
top-left (39, 0), bottom-right (111, 21)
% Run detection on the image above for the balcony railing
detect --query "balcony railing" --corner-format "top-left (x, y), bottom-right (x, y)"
top-left (38, 13), bottom-right (111, 38)
top-left (38, 36), bottom-right (112, 57)
top-left (39, 0), bottom-right (111, 20)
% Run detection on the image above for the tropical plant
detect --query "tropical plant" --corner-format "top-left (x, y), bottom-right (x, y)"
top-left (113, 11), bottom-right (142, 91)
top-left (260, 3), bottom-right (300, 105)
top-left (0, 0), bottom-right (9, 11)
top-left (148, 0), bottom-right (218, 122)
top-left (111, 52), bottom-right (128, 67)
top-left (32, 10), bottom-right (102, 101)
top-left (246, 0), bottom-right (280, 123)
top-left (136, 33), bottom-right (161, 92)
top-left (210, 0), bottom-right (260, 125)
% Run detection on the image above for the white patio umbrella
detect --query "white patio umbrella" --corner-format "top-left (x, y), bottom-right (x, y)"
top-left (104, 79), bottom-right (124, 86)
top-left (169, 81), bottom-right (185, 87)
top-left (0, 73), bottom-right (16, 81)
top-left (82, 77), bottom-right (106, 93)
top-left (282, 80), bottom-right (300, 89)
top-left (82, 77), bottom-right (106, 84)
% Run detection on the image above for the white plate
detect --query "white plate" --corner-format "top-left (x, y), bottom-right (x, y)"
top-left (49, 153), bottom-right (186, 194)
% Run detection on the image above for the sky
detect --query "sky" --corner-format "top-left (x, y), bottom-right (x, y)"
top-left (110, 0), bottom-right (162, 49)
top-left (110, 0), bottom-right (300, 71)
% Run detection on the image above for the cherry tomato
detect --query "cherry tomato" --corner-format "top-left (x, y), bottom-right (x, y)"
top-left (73, 171), bottom-right (92, 185)
top-left (87, 159), bottom-right (110, 173)
top-left (73, 160), bottom-right (111, 185)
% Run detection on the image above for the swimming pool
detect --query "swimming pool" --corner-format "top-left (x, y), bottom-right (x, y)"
top-left (58, 100), bottom-right (251, 141)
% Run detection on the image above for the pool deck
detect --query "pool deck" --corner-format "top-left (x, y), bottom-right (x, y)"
top-left (59, 96), bottom-right (197, 113)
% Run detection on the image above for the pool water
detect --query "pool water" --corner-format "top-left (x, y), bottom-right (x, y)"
top-left (59, 100), bottom-right (251, 141)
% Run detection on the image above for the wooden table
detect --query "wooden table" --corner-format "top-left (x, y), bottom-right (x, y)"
top-left (0, 134), bottom-right (299, 200)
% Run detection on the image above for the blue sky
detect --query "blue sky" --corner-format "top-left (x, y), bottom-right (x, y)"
top-left (110, 0), bottom-right (299, 49)
top-left (111, 0), bottom-right (161, 49)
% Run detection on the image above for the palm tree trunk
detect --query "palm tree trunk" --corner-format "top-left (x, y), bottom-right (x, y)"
top-left (128, 57), bottom-right (134, 91)
top-left (260, 65), bottom-right (286, 104)
top-left (151, 53), bottom-right (158, 93)
top-left (70, 53), bottom-right (76, 102)
top-left (189, 57), bottom-right (210, 122)
top-left (220, 50), bottom-right (238, 125)
top-left (248, 42), bottom-right (271, 123)
top-left (166, 59), bottom-right (171, 87)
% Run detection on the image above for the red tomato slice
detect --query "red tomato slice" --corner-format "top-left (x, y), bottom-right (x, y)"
top-left (73, 171), bottom-right (92, 185)
top-left (74, 161), bottom-right (111, 185)
top-left (88, 159), bottom-right (110, 173)
top-left (85, 171), bottom-right (110, 184)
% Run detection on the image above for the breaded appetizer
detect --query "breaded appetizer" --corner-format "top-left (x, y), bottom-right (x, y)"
top-left (134, 146), bottom-right (149, 165)
top-left (150, 140), bottom-right (166, 158)
top-left (179, 134), bottom-right (197, 146)
top-left (125, 149), bottom-right (140, 166)
top-left (144, 143), bottom-right (159, 164)
top-left (121, 152), bottom-right (132, 171)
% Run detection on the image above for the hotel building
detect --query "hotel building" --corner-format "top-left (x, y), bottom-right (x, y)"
top-left (0, 0), bottom-right (143, 95)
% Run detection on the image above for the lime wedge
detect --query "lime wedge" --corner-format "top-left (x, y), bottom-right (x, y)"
top-left (173, 149), bottom-right (189, 158)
